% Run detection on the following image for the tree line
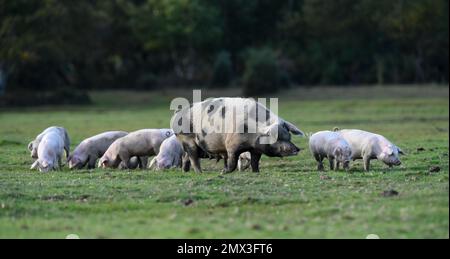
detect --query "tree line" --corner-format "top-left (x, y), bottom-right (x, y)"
top-left (0, 0), bottom-right (448, 97)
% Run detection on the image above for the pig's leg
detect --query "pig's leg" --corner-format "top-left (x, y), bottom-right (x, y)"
top-left (220, 155), bottom-right (231, 173)
top-left (182, 153), bottom-right (191, 172)
top-left (334, 160), bottom-right (340, 171)
top-left (189, 154), bottom-right (202, 173)
top-left (250, 152), bottom-right (261, 173)
top-left (182, 158), bottom-right (191, 172)
top-left (58, 155), bottom-right (63, 168)
top-left (118, 161), bottom-right (127, 169)
top-left (181, 141), bottom-right (202, 173)
top-left (328, 155), bottom-right (335, 170)
top-left (139, 156), bottom-right (148, 169)
top-left (120, 154), bottom-right (131, 170)
top-left (363, 155), bottom-right (371, 172)
top-left (314, 154), bottom-right (324, 171)
top-left (223, 152), bottom-right (238, 173)
top-left (187, 147), bottom-right (202, 173)
top-left (139, 156), bottom-right (149, 169)
top-left (223, 155), bottom-right (228, 171)
top-left (87, 156), bottom-right (97, 169)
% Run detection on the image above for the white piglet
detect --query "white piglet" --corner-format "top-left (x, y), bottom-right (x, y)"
top-left (28, 126), bottom-right (70, 160)
top-left (237, 152), bottom-right (252, 172)
top-left (149, 135), bottom-right (184, 170)
top-left (68, 131), bottom-right (128, 169)
top-left (309, 131), bottom-right (352, 171)
top-left (30, 131), bottom-right (65, 172)
top-left (99, 129), bottom-right (173, 169)
top-left (336, 129), bottom-right (404, 171)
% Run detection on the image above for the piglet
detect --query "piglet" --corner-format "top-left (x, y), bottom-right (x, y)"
top-left (149, 135), bottom-right (183, 170)
top-left (336, 129), bottom-right (404, 171)
top-left (30, 131), bottom-right (65, 172)
top-left (237, 152), bottom-right (252, 171)
top-left (309, 131), bottom-right (352, 171)
top-left (68, 131), bottom-right (128, 169)
top-left (28, 126), bottom-right (70, 160)
top-left (99, 129), bottom-right (173, 169)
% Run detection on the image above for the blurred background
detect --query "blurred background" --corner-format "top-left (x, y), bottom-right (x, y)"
top-left (0, 0), bottom-right (448, 106)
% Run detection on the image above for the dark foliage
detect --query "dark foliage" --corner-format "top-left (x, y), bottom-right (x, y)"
top-left (211, 50), bottom-right (233, 87)
top-left (0, 0), bottom-right (448, 96)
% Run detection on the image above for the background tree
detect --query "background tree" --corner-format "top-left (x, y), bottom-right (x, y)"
top-left (0, 0), bottom-right (447, 101)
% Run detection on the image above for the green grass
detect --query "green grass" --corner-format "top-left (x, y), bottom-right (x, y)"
top-left (0, 85), bottom-right (448, 239)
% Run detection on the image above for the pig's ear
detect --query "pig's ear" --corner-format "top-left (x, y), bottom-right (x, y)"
top-left (41, 161), bottom-right (49, 168)
top-left (258, 125), bottom-right (278, 145)
top-left (383, 146), bottom-right (393, 155)
top-left (388, 149), bottom-right (393, 155)
top-left (283, 121), bottom-right (304, 136)
top-left (30, 161), bottom-right (39, 170)
top-left (262, 124), bottom-right (275, 136)
top-left (27, 141), bottom-right (34, 151)
top-left (397, 146), bottom-right (405, 155)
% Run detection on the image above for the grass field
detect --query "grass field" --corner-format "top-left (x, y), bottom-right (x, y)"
top-left (0, 85), bottom-right (448, 239)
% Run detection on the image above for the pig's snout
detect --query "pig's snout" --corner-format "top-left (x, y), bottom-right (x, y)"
top-left (159, 160), bottom-right (173, 169)
top-left (39, 164), bottom-right (51, 173)
top-left (386, 159), bottom-right (401, 167)
top-left (293, 145), bottom-right (301, 155)
top-left (152, 158), bottom-right (170, 170)
top-left (390, 157), bottom-right (402, 166)
top-left (68, 159), bottom-right (79, 170)
top-left (283, 143), bottom-right (301, 156)
top-left (99, 160), bottom-right (108, 169)
top-left (69, 162), bottom-right (82, 170)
